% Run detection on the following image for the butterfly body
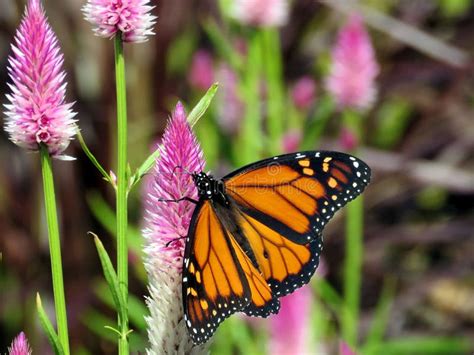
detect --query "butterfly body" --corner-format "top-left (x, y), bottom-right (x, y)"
top-left (181, 151), bottom-right (371, 344)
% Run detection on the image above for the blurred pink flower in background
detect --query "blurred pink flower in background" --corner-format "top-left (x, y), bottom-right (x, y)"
top-left (339, 340), bottom-right (357, 355)
top-left (269, 286), bottom-right (313, 355)
top-left (231, 0), bottom-right (289, 27)
top-left (339, 126), bottom-right (359, 151)
top-left (291, 76), bottom-right (317, 110)
top-left (8, 332), bottom-right (32, 355)
top-left (82, 0), bottom-right (156, 42)
top-left (4, 0), bottom-right (77, 158)
top-left (281, 129), bottom-right (302, 153)
top-left (188, 50), bottom-right (215, 91)
top-left (143, 102), bottom-right (208, 353)
top-left (217, 64), bottom-right (244, 135)
top-left (326, 14), bottom-right (379, 111)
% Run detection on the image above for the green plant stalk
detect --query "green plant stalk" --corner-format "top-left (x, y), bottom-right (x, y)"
top-left (40, 145), bottom-right (70, 355)
top-left (114, 35), bottom-right (129, 355)
top-left (343, 195), bottom-right (363, 347)
top-left (261, 28), bottom-right (285, 155)
top-left (342, 109), bottom-right (364, 348)
top-left (237, 31), bottom-right (263, 165)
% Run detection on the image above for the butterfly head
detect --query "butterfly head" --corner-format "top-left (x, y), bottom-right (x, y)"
top-left (193, 171), bottom-right (228, 203)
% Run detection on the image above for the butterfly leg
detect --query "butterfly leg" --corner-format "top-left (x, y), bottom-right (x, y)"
top-left (157, 196), bottom-right (199, 204)
top-left (165, 235), bottom-right (187, 247)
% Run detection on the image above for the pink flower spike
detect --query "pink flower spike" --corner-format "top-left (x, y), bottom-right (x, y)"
top-left (83, 0), bottom-right (156, 43)
top-left (188, 50), bottom-right (215, 91)
top-left (143, 102), bottom-right (208, 353)
top-left (339, 126), bottom-right (359, 151)
top-left (326, 14), bottom-right (379, 111)
top-left (269, 287), bottom-right (312, 355)
top-left (4, 0), bottom-right (77, 157)
top-left (281, 129), bottom-right (302, 153)
top-left (8, 332), bottom-right (32, 355)
top-left (291, 76), bottom-right (317, 110)
top-left (216, 64), bottom-right (244, 135)
top-left (339, 340), bottom-right (357, 355)
top-left (231, 0), bottom-right (289, 27)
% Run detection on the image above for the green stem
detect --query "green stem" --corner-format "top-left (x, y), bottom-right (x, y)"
top-left (237, 30), bottom-right (263, 165)
top-left (342, 109), bottom-right (364, 348)
top-left (114, 35), bottom-right (129, 355)
top-left (343, 195), bottom-right (363, 347)
top-left (261, 28), bottom-right (285, 155)
top-left (40, 145), bottom-right (70, 355)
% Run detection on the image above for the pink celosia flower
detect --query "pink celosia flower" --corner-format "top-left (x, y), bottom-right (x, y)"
top-left (4, 0), bottom-right (77, 157)
top-left (231, 0), bottom-right (289, 27)
top-left (143, 102), bottom-right (208, 354)
top-left (339, 340), bottom-right (357, 355)
top-left (188, 50), bottom-right (214, 91)
top-left (281, 129), bottom-right (302, 153)
top-left (339, 126), bottom-right (358, 151)
top-left (217, 64), bottom-right (244, 135)
top-left (291, 76), bottom-right (317, 110)
top-left (82, 0), bottom-right (156, 43)
top-left (326, 14), bottom-right (379, 110)
top-left (269, 286), bottom-right (313, 354)
top-left (8, 332), bottom-right (32, 355)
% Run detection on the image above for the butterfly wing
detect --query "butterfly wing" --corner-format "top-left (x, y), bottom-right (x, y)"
top-left (183, 200), bottom-right (277, 344)
top-left (223, 151), bottom-right (370, 300)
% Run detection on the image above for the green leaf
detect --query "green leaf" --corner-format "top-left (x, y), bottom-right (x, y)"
top-left (203, 20), bottom-right (243, 71)
top-left (94, 281), bottom-right (148, 331)
top-left (166, 29), bottom-right (198, 75)
top-left (92, 234), bottom-right (127, 320)
top-left (187, 83), bottom-right (219, 127)
top-left (312, 278), bottom-right (344, 315)
top-left (362, 278), bottom-right (396, 354)
top-left (129, 148), bottom-right (160, 190)
top-left (364, 337), bottom-right (472, 355)
top-left (373, 98), bottom-right (413, 149)
top-left (81, 310), bottom-right (147, 351)
top-left (36, 293), bottom-right (66, 355)
top-left (130, 83), bottom-right (218, 189)
top-left (301, 95), bottom-right (335, 150)
top-left (86, 191), bottom-right (142, 255)
top-left (438, 0), bottom-right (471, 18)
top-left (76, 128), bottom-right (112, 185)
top-left (81, 310), bottom-right (119, 342)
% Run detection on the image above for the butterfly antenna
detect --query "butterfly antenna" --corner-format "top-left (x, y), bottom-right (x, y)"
top-left (172, 165), bottom-right (194, 177)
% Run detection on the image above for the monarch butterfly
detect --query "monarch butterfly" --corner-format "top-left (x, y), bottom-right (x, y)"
top-left (179, 150), bottom-right (371, 344)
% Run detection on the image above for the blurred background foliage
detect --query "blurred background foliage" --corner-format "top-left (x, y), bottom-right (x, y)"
top-left (1, 0), bottom-right (474, 354)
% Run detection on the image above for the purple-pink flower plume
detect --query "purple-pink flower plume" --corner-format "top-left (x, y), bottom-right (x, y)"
top-left (291, 76), bottom-right (317, 111)
top-left (4, 0), bottom-right (77, 157)
top-left (144, 102), bottom-right (204, 268)
top-left (143, 102), bottom-right (208, 353)
top-left (339, 340), bottom-right (357, 355)
top-left (231, 0), bottom-right (289, 27)
top-left (188, 50), bottom-right (215, 91)
top-left (326, 14), bottom-right (379, 111)
top-left (217, 64), bottom-right (244, 135)
top-left (82, 0), bottom-right (156, 43)
top-left (269, 286), bottom-right (313, 354)
top-left (8, 332), bottom-right (32, 355)
top-left (281, 129), bottom-right (302, 153)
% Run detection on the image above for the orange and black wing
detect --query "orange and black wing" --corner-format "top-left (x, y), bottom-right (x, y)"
top-left (224, 151), bottom-right (370, 302)
top-left (182, 200), bottom-right (276, 344)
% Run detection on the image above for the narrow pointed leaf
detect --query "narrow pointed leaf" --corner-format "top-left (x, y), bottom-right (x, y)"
top-left (130, 83), bottom-right (218, 189)
top-left (92, 234), bottom-right (127, 318)
top-left (187, 82), bottom-right (219, 127)
top-left (36, 293), bottom-right (66, 355)
top-left (76, 128), bottom-right (112, 184)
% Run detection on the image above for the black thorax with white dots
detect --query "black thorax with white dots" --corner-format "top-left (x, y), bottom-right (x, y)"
top-left (193, 172), bottom-right (229, 206)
